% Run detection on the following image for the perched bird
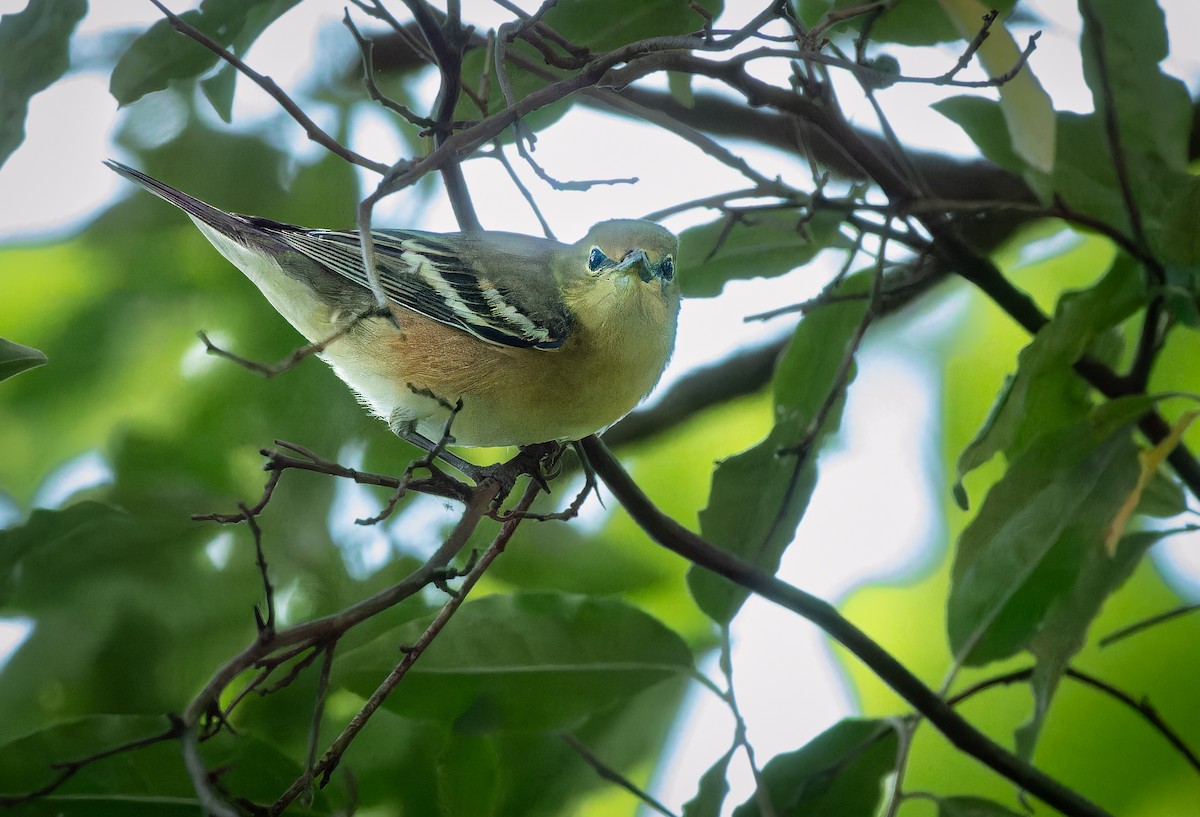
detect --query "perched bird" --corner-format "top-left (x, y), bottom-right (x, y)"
top-left (105, 161), bottom-right (680, 452)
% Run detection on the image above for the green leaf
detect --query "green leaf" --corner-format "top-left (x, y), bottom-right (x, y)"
top-left (1015, 527), bottom-right (1175, 758)
top-left (437, 734), bottom-right (501, 817)
top-left (0, 500), bottom-right (285, 747)
top-left (542, 0), bottom-right (722, 51)
top-left (796, 0), bottom-right (957, 45)
top-left (682, 748), bottom-right (734, 817)
top-left (678, 211), bottom-right (847, 298)
top-left (938, 795), bottom-right (1025, 817)
top-left (334, 593), bottom-right (693, 731)
top-left (731, 719), bottom-right (898, 817)
top-left (198, 0), bottom-right (295, 121)
top-left (953, 252), bottom-right (1143, 507)
top-left (1080, 0), bottom-right (1191, 174)
top-left (932, 96), bottom-right (1025, 176)
top-left (948, 397), bottom-right (1149, 666)
top-left (0, 502), bottom-right (131, 606)
top-left (109, 0), bottom-right (301, 106)
top-left (1158, 177), bottom-right (1200, 266)
top-left (689, 273), bottom-right (870, 623)
top-left (1051, 0), bottom-right (1192, 246)
top-left (0, 0), bottom-right (87, 169)
top-left (200, 63), bottom-right (238, 123)
top-left (0, 338), bottom-right (48, 382)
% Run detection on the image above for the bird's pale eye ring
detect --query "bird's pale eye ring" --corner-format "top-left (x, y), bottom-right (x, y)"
top-left (587, 246), bottom-right (608, 272)
top-left (660, 256), bottom-right (675, 281)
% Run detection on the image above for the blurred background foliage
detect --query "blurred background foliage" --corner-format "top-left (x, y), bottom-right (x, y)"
top-left (1, 0), bottom-right (1199, 815)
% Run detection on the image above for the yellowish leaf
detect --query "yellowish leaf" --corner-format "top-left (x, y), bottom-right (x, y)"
top-left (1105, 409), bottom-right (1199, 553)
top-left (937, 0), bottom-right (1056, 174)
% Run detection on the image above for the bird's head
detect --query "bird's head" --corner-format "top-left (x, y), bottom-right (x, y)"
top-left (577, 219), bottom-right (679, 289)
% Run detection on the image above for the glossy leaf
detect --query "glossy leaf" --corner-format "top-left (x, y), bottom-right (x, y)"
top-left (933, 96), bottom-right (1025, 176)
top-left (0, 338), bottom-right (47, 383)
top-left (1053, 0), bottom-right (1191, 244)
top-left (541, 0), bottom-right (722, 52)
top-left (689, 273), bottom-right (870, 623)
top-left (938, 796), bottom-right (1025, 817)
top-left (731, 719), bottom-right (898, 817)
top-left (0, 499), bottom-right (308, 747)
top-left (334, 592), bottom-right (693, 730)
top-left (1080, 0), bottom-right (1190, 174)
top-left (948, 397), bottom-right (1149, 666)
top-left (796, 0), bottom-right (958, 45)
top-left (1015, 527), bottom-right (1177, 758)
top-left (0, 0), bottom-right (86, 169)
top-left (109, 0), bottom-right (301, 107)
top-left (682, 748), bottom-right (734, 817)
top-left (953, 252), bottom-right (1142, 508)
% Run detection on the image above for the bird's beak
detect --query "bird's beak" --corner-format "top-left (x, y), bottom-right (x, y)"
top-left (614, 249), bottom-right (654, 283)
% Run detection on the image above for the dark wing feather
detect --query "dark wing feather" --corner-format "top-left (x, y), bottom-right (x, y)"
top-left (273, 228), bottom-right (569, 350)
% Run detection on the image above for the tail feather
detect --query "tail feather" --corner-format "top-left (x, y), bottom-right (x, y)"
top-left (104, 159), bottom-right (291, 250)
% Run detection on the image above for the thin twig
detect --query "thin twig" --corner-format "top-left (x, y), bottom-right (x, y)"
top-left (243, 507), bottom-right (275, 639)
top-left (744, 291), bottom-right (869, 323)
top-left (303, 643), bottom-right (339, 790)
top-left (351, 0), bottom-right (436, 63)
top-left (181, 480), bottom-right (502, 737)
top-left (514, 136), bottom-right (639, 190)
top-left (216, 644), bottom-right (319, 726)
top-left (1099, 602), bottom-right (1200, 648)
top-left (562, 734), bottom-right (679, 817)
top-left (879, 715), bottom-right (918, 817)
top-left (0, 722), bottom-right (183, 806)
top-left (936, 9), bottom-right (998, 81)
top-left (342, 10), bottom-right (436, 126)
top-left (193, 468), bottom-right (282, 523)
top-left (487, 144), bottom-right (556, 237)
top-left (494, 0), bottom-right (588, 63)
top-left (719, 628), bottom-right (776, 817)
top-left (808, 0), bottom-right (892, 44)
top-left (196, 307), bottom-right (376, 379)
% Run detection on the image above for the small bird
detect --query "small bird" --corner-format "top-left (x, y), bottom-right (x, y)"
top-left (105, 161), bottom-right (680, 451)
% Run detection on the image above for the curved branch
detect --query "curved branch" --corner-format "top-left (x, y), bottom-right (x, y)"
top-left (581, 435), bottom-right (1113, 817)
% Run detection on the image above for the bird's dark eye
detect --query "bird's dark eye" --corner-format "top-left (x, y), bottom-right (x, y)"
top-left (660, 256), bottom-right (675, 281)
top-left (587, 247), bottom-right (607, 272)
